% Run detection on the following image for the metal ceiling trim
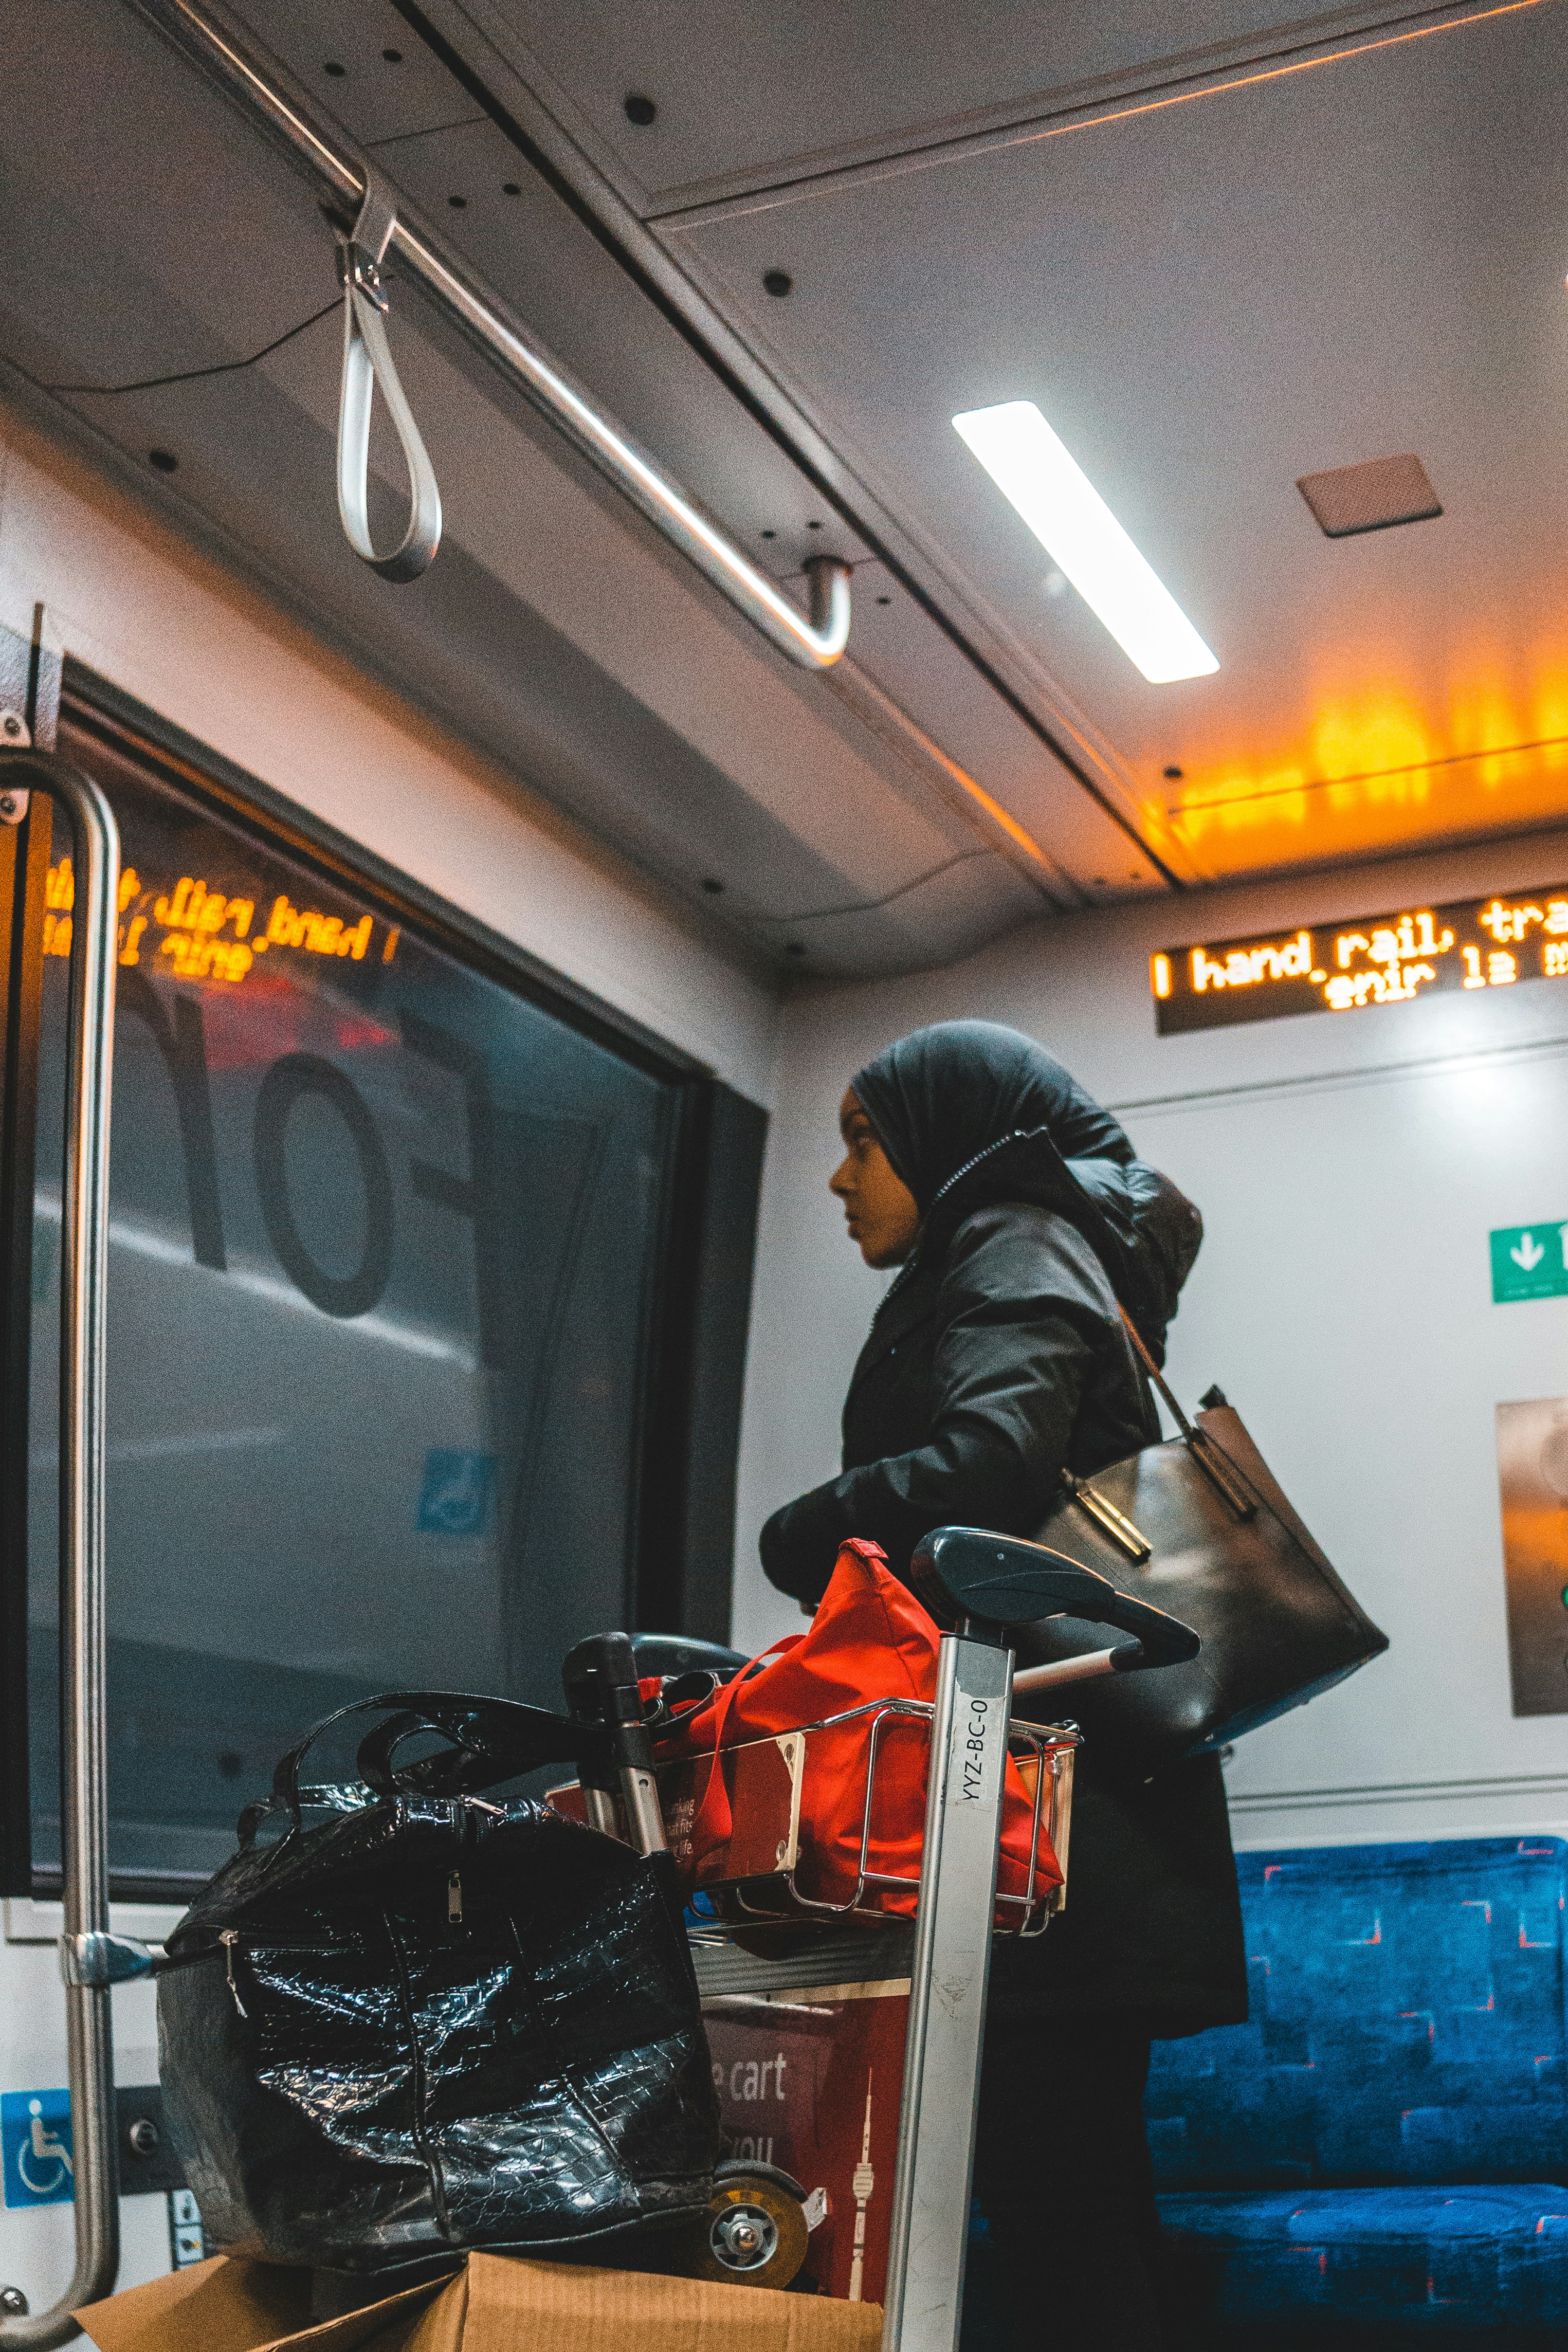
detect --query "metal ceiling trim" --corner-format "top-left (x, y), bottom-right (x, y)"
top-left (122, 0), bottom-right (854, 671)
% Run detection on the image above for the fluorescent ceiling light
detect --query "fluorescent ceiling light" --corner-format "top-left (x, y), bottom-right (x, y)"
top-left (953, 400), bottom-right (1218, 684)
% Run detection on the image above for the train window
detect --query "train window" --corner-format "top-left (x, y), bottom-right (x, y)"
top-left (23, 709), bottom-right (687, 1889)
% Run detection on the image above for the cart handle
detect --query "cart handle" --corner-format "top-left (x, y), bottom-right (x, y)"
top-left (563, 1632), bottom-right (668, 1856)
top-left (909, 1526), bottom-right (1199, 1665)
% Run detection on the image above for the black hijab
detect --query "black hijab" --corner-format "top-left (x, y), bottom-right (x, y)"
top-left (851, 1019), bottom-right (1200, 1362)
top-left (851, 1020), bottom-right (1135, 1211)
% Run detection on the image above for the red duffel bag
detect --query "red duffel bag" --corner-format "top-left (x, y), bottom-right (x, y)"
top-left (659, 1537), bottom-right (1062, 1920)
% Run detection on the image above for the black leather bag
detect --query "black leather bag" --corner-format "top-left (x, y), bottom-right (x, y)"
top-left (1019, 1320), bottom-right (1389, 1770)
top-left (158, 1691), bottom-right (720, 2275)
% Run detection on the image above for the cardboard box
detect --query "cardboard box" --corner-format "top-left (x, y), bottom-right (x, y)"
top-left (77, 2251), bottom-right (885, 2352)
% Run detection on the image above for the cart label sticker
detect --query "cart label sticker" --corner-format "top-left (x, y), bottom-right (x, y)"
top-left (1491, 1222), bottom-right (1568, 1304)
top-left (947, 1689), bottom-right (1004, 1812)
top-left (2, 2089), bottom-right (74, 2207)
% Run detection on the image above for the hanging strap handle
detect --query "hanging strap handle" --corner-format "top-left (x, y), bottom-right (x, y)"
top-left (336, 170), bottom-right (443, 583)
top-left (1117, 1308), bottom-right (1257, 1521)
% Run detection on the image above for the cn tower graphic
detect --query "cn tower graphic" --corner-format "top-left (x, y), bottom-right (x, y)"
top-left (848, 2071), bottom-right (875, 2302)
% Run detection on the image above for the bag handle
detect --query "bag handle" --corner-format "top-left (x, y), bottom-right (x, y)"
top-left (1116, 1307), bottom-right (1197, 1437)
top-left (1117, 1309), bottom-right (1257, 1521)
top-left (251, 1690), bottom-right (609, 1849)
top-left (681, 1642), bottom-right (791, 1867)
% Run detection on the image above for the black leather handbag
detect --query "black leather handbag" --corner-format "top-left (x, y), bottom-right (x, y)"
top-left (158, 1691), bottom-right (720, 2275)
top-left (1019, 1318), bottom-right (1389, 1770)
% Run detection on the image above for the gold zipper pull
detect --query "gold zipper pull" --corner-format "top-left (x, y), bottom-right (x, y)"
top-left (218, 1928), bottom-right (248, 2018)
top-left (447, 1871), bottom-right (463, 1923)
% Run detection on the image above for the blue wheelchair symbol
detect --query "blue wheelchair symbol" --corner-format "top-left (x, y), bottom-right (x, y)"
top-left (416, 1450), bottom-right (496, 1536)
top-left (2, 2090), bottom-right (74, 2208)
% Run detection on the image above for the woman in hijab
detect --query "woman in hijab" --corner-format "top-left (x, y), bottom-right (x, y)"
top-left (761, 1020), bottom-right (1246, 2351)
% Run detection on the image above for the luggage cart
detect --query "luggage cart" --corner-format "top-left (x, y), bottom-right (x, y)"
top-left (622, 1527), bottom-right (1201, 2350)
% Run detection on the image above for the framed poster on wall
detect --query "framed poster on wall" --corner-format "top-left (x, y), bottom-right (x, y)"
top-left (1496, 1398), bottom-right (1568, 1716)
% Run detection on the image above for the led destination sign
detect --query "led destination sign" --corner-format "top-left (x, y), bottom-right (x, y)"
top-left (1152, 887), bottom-right (1568, 1034)
top-left (42, 858), bottom-right (400, 983)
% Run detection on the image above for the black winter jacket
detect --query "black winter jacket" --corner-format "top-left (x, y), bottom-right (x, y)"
top-left (760, 1131), bottom-right (1248, 2034)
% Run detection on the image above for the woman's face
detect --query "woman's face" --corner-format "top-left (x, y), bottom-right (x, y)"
top-left (831, 1090), bottom-right (921, 1268)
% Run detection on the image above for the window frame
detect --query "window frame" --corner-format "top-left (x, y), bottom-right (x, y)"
top-left (0, 655), bottom-right (764, 1899)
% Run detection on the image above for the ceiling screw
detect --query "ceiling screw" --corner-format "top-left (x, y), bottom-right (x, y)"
top-left (1163, 764), bottom-right (1183, 780)
top-left (149, 449), bottom-right (178, 474)
top-left (624, 93), bottom-right (657, 125)
top-left (762, 269), bottom-right (793, 297)
top-left (1, 715), bottom-right (23, 740)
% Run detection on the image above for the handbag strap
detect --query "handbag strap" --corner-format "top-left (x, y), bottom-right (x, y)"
top-left (1117, 1307), bottom-right (1197, 1439)
top-left (1116, 1309), bottom-right (1257, 1522)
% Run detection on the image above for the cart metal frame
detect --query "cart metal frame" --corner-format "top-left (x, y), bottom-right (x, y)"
top-left (685, 1534), bottom-right (1199, 2352)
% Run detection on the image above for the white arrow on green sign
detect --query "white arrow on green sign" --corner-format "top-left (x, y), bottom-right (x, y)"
top-left (1491, 1221), bottom-right (1568, 1303)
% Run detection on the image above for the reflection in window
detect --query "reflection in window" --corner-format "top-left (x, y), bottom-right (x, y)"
top-left (28, 719), bottom-right (680, 1884)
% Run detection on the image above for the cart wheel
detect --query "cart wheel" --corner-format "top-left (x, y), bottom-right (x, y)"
top-left (686, 2166), bottom-right (809, 2289)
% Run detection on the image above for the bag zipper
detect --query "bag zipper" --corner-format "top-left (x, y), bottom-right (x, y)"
top-left (219, 1928), bottom-right (247, 2019)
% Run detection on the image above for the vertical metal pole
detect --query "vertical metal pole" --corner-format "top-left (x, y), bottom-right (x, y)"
top-left (882, 1635), bottom-right (1013, 2352)
top-left (0, 755), bottom-right (121, 2345)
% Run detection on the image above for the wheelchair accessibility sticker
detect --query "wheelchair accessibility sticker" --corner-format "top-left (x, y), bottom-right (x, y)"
top-left (2, 2090), bottom-right (74, 2207)
top-left (416, 1450), bottom-right (496, 1536)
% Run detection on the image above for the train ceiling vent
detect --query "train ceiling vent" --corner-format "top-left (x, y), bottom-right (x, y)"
top-left (1295, 453), bottom-right (1443, 538)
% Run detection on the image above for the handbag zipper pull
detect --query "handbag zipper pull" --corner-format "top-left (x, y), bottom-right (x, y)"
top-left (218, 1928), bottom-right (248, 2018)
top-left (447, 1871), bottom-right (463, 1923)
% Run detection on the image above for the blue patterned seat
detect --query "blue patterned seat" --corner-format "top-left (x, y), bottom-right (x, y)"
top-left (1148, 1837), bottom-right (1568, 2332)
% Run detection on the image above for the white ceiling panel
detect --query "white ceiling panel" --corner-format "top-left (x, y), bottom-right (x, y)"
top-left (666, 2), bottom-right (1568, 881)
top-left (452, 0), bottom-right (1458, 213)
top-left (230, 0), bottom-right (488, 145)
top-left (0, 0), bottom-right (334, 385)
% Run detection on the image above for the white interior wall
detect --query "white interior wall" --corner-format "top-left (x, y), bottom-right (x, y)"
top-left (0, 402), bottom-right (781, 1106)
top-left (737, 823), bottom-right (1568, 1853)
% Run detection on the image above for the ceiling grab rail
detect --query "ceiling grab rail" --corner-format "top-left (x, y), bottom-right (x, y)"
top-left (336, 171), bottom-right (443, 583)
top-left (0, 753), bottom-right (150, 2347)
top-left (126, 0), bottom-right (853, 667)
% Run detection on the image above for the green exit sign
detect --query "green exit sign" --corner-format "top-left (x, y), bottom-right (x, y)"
top-left (1491, 1221), bottom-right (1568, 1303)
